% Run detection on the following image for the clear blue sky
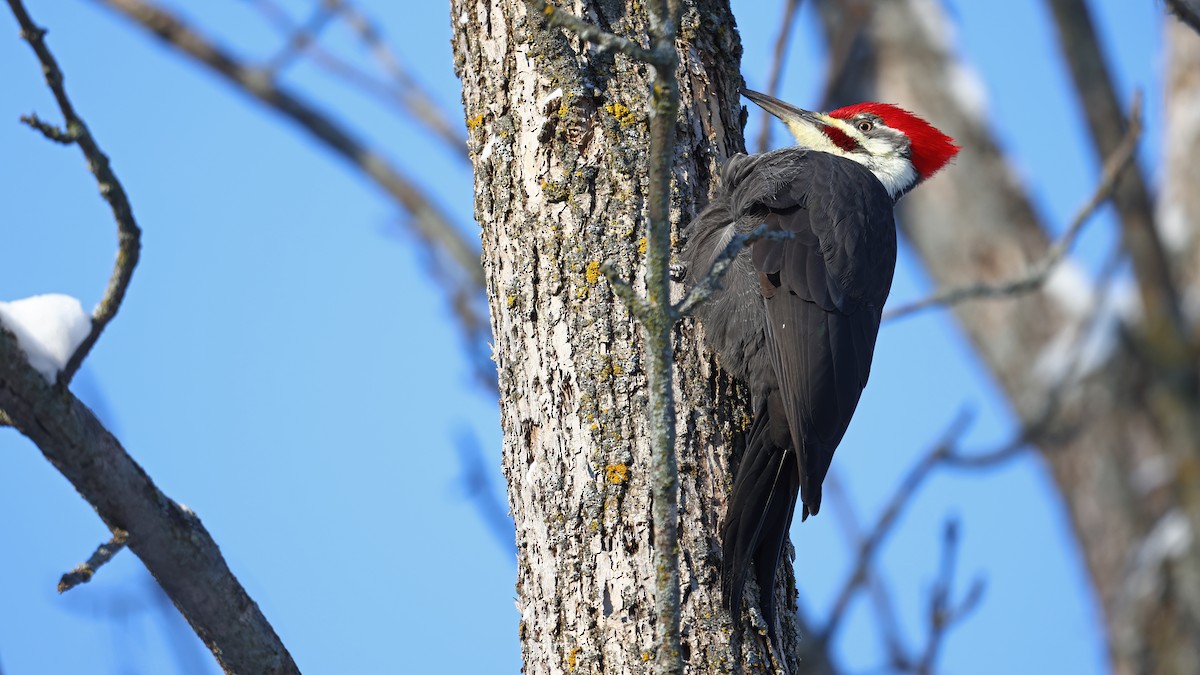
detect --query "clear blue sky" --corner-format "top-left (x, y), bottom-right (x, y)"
top-left (0, 1), bottom-right (1163, 673)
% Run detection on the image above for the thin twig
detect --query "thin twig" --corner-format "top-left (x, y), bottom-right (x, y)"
top-left (674, 226), bottom-right (795, 318)
top-left (250, 0), bottom-right (467, 158)
top-left (884, 92), bottom-right (1143, 322)
top-left (823, 472), bottom-right (913, 670)
top-left (601, 263), bottom-right (652, 322)
top-left (10, 2), bottom-right (143, 386)
top-left (820, 409), bottom-right (974, 640)
top-left (823, 259), bottom-right (1130, 641)
top-left (914, 519), bottom-right (985, 675)
top-left (754, 0), bottom-right (803, 154)
top-left (58, 530), bottom-right (129, 593)
top-left (261, 0), bottom-right (336, 73)
top-left (644, 2), bottom-right (683, 672)
top-left (20, 111), bottom-right (78, 144)
top-left (96, 0), bottom-right (478, 279)
top-left (524, 0), bottom-right (667, 65)
top-left (525, 1), bottom-right (683, 671)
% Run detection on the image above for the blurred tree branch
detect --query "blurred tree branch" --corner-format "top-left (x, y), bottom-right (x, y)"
top-left (754, 0), bottom-right (802, 154)
top-left (92, 0), bottom-right (493, 383)
top-left (1046, 0), bottom-right (1190, 358)
top-left (885, 95), bottom-right (1141, 322)
top-left (815, 0), bottom-right (1200, 672)
top-left (250, 0), bottom-right (468, 159)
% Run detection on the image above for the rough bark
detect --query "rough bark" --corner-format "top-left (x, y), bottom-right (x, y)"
top-left (451, 1), bottom-right (816, 671)
top-left (1162, 20), bottom-right (1200, 305)
top-left (815, 1), bottom-right (1200, 673)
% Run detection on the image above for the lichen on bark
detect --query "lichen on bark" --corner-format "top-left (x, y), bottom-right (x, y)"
top-left (451, 0), bottom-right (794, 671)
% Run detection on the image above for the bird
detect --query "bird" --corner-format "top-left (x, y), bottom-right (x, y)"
top-left (682, 88), bottom-right (960, 641)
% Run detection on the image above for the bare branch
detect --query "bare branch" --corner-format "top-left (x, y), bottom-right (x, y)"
top-left (820, 409), bottom-right (973, 641)
top-left (9, 2), bottom-right (144, 386)
top-left (260, 0), bottom-right (337, 73)
top-left (0, 336), bottom-right (299, 672)
top-left (4, 5), bottom-right (296, 670)
top-left (914, 519), bottom-right (985, 675)
top-left (642, 3), bottom-right (683, 671)
top-left (884, 93), bottom-right (1142, 322)
top-left (58, 530), bottom-right (128, 593)
top-left (92, 0), bottom-right (488, 362)
top-left (823, 473), bottom-right (913, 670)
top-left (20, 111), bottom-right (77, 143)
top-left (250, 0), bottom-right (468, 159)
top-left (1046, 0), bottom-right (1189, 356)
top-left (754, 0), bottom-right (803, 154)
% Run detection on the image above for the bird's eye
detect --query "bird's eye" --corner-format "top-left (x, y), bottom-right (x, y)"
top-left (857, 120), bottom-right (873, 132)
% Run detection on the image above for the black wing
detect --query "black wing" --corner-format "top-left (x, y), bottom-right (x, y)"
top-left (683, 149), bottom-right (897, 638)
top-left (740, 149), bottom-right (897, 517)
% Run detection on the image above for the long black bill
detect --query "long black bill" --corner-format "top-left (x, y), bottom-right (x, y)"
top-left (741, 88), bottom-right (822, 126)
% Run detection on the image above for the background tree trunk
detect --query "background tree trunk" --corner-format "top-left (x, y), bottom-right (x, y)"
top-left (815, 2), bottom-right (1200, 673)
top-left (449, 1), bottom-right (804, 671)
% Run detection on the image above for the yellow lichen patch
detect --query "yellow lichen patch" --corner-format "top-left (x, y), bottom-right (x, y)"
top-left (605, 463), bottom-right (630, 484)
top-left (585, 260), bottom-right (602, 285)
top-left (541, 179), bottom-right (569, 203)
top-left (567, 646), bottom-right (581, 671)
top-left (506, 295), bottom-right (517, 308)
top-left (637, 237), bottom-right (648, 254)
top-left (641, 651), bottom-right (653, 662)
top-left (605, 102), bottom-right (637, 128)
top-left (466, 113), bottom-right (485, 130)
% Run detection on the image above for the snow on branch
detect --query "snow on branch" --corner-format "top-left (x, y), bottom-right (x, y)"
top-left (0, 295), bottom-right (91, 383)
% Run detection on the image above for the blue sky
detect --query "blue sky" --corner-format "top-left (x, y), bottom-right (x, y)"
top-left (0, 1), bottom-right (1164, 673)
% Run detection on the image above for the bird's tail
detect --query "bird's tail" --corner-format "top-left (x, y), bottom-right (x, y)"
top-left (721, 398), bottom-right (800, 641)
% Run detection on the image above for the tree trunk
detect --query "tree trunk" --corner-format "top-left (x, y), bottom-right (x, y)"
top-left (815, 2), bottom-right (1200, 673)
top-left (450, 1), bottom-right (818, 672)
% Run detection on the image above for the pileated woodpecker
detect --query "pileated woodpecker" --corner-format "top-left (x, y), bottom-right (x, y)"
top-left (683, 89), bottom-right (959, 638)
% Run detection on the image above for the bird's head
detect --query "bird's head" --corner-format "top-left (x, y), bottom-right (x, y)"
top-left (743, 88), bottom-right (960, 200)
